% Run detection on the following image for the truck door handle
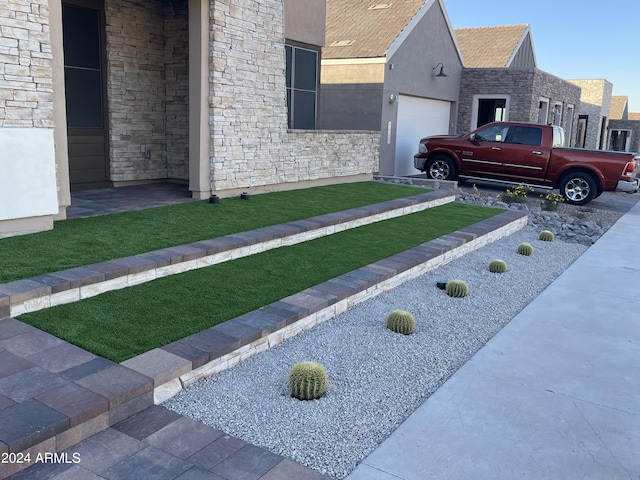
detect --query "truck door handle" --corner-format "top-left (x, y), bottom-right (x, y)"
top-left (532, 151), bottom-right (542, 155)
top-left (492, 147), bottom-right (501, 151)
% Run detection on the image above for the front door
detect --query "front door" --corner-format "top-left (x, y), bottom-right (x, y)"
top-left (63, 0), bottom-right (110, 190)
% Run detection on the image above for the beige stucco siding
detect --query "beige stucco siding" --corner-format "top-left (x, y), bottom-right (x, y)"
top-left (321, 62), bottom-right (385, 84)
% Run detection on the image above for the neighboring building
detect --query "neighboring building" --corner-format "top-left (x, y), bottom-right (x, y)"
top-left (455, 25), bottom-right (581, 146)
top-left (320, 0), bottom-right (464, 176)
top-left (0, 0), bottom-right (380, 238)
top-left (608, 95), bottom-right (640, 153)
top-left (567, 79), bottom-right (613, 150)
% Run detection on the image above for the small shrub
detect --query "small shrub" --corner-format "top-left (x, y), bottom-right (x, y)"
top-left (386, 310), bottom-right (416, 335)
top-left (540, 192), bottom-right (564, 211)
top-left (498, 184), bottom-right (533, 204)
top-left (538, 230), bottom-right (555, 242)
top-left (517, 243), bottom-right (534, 256)
top-left (288, 361), bottom-right (328, 400)
top-left (489, 259), bottom-right (508, 273)
top-left (445, 279), bottom-right (469, 298)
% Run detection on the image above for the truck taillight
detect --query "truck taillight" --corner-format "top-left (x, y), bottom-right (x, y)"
top-left (622, 160), bottom-right (636, 176)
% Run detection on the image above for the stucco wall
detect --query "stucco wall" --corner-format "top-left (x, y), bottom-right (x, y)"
top-left (319, 60), bottom-right (385, 131)
top-left (0, 0), bottom-right (58, 236)
top-left (209, 0), bottom-right (378, 193)
top-left (381, 0), bottom-right (461, 175)
top-left (284, 0), bottom-right (325, 46)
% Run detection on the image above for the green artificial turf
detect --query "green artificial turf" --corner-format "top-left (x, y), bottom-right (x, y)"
top-left (0, 182), bottom-right (424, 283)
top-left (19, 203), bottom-right (501, 362)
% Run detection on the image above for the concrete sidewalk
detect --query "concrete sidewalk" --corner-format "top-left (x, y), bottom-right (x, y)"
top-left (347, 200), bottom-right (640, 480)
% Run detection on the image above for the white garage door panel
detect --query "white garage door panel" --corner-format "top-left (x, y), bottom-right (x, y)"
top-left (395, 96), bottom-right (450, 176)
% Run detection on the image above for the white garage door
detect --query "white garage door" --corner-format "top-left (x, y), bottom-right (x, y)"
top-left (395, 95), bottom-right (451, 176)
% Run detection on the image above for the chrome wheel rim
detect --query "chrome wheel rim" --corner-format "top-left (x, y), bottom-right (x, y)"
top-left (429, 160), bottom-right (450, 180)
top-left (564, 178), bottom-right (591, 202)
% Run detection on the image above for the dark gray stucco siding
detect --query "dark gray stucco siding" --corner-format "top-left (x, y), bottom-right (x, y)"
top-left (318, 83), bottom-right (384, 131)
top-left (380, 0), bottom-right (462, 175)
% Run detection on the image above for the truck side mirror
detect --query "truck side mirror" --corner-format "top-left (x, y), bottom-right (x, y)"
top-left (469, 133), bottom-right (477, 142)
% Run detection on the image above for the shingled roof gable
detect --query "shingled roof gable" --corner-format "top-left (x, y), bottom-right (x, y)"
top-left (610, 96), bottom-right (628, 120)
top-left (323, 0), bottom-right (461, 61)
top-left (454, 24), bottom-right (532, 68)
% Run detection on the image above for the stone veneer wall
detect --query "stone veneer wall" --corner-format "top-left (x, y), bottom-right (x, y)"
top-left (0, 0), bottom-right (53, 128)
top-left (208, 0), bottom-right (378, 193)
top-left (105, 0), bottom-right (189, 182)
top-left (163, 0), bottom-right (189, 181)
top-left (531, 70), bottom-right (581, 146)
top-left (458, 69), bottom-right (536, 131)
top-left (458, 68), bottom-right (581, 145)
top-left (568, 79), bottom-right (613, 150)
top-left (608, 119), bottom-right (640, 153)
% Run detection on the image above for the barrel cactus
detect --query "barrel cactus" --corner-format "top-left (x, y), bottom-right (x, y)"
top-left (538, 230), bottom-right (555, 242)
top-left (517, 242), bottom-right (534, 256)
top-left (386, 309), bottom-right (416, 335)
top-left (488, 259), bottom-right (508, 273)
top-left (445, 279), bottom-right (469, 298)
top-left (288, 361), bottom-right (328, 400)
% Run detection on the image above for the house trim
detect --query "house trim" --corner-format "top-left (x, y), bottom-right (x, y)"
top-left (322, 58), bottom-right (387, 66)
top-left (188, 0), bottom-right (211, 200)
top-left (50, 0), bottom-right (71, 220)
top-left (470, 94), bottom-right (511, 130)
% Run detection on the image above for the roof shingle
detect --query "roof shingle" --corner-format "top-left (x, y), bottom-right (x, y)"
top-left (323, 0), bottom-right (429, 59)
top-left (610, 96), bottom-right (628, 120)
top-left (454, 24), bottom-right (528, 68)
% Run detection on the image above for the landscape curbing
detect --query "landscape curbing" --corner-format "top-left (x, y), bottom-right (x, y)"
top-left (0, 199), bottom-right (526, 478)
top-left (121, 209), bottom-right (528, 404)
top-left (1, 190), bottom-right (454, 318)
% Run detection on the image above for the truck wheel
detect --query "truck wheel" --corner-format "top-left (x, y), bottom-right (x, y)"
top-left (426, 156), bottom-right (457, 181)
top-left (559, 172), bottom-right (597, 205)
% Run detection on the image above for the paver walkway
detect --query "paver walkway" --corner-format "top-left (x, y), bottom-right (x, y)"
top-left (1, 183), bottom-right (335, 479)
top-left (66, 182), bottom-right (195, 219)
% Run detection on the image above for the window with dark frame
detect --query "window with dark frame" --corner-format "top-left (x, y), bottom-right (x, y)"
top-left (63, 4), bottom-right (104, 128)
top-left (285, 44), bottom-right (318, 130)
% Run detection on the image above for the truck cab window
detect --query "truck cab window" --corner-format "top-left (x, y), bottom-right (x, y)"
top-left (506, 126), bottom-right (542, 146)
top-left (473, 125), bottom-right (508, 142)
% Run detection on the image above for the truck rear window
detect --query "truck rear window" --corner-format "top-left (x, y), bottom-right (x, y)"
top-left (507, 126), bottom-right (542, 146)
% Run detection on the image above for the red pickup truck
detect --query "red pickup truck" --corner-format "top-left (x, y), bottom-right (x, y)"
top-left (413, 122), bottom-right (640, 205)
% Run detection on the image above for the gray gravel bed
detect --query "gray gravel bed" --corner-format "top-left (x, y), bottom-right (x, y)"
top-left (164, 226), bottom-right (587, 479)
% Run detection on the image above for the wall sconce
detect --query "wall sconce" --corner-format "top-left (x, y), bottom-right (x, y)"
top-left (389, 93), bottom-right (399, 104)
top-left (432, 62), bottom-right (448, 78)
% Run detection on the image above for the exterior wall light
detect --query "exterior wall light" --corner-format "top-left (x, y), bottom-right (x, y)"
top-left (433, 62), bottom-right (448, 77)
